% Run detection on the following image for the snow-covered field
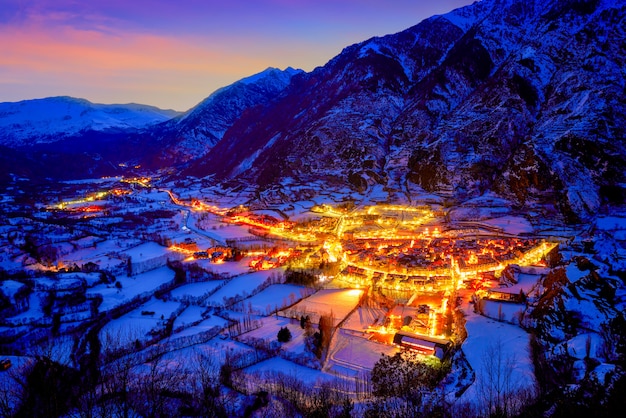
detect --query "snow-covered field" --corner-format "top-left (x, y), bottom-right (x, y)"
top-left (237, 315), bottom-right (309, 356)
top-left (242, 283), bottom-right (312, 315)
top-left (169, 280), bottom-right (226, 302)
top-left (281, 288), bottom-right (364, 326)
top-left (325, 329), bottom-right (398, 377)
top-left (170, 315), bottom-right (230, 340)
top-left (87, 267), bottom-right (176, 312)
top-left (481, 216), bottom-right (534, 234)
top-left (340, 305), bottom-right (388, 332)
top-left (99, 297), bottom-right (181, 350)
top-left (457, 305), bottom-right (536, 408)
top-left (194, 258), bottom-right (251, 277)
top-left (243, 357), bottom-right (335, 386)
top-left (204, 269), bottom-right (281, 305)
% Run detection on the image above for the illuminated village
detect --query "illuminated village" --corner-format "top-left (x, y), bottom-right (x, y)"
top-left (37, 175), bottom-right (558, 350)
top-left (3, 167), bottom-right (623, 418)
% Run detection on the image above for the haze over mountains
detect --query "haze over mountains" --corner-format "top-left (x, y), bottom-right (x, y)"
top-left (2, 0), bottom-right (625, 222)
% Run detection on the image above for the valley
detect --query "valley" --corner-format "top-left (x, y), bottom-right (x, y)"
top-left (2, 173), bottom-right (617, 416)
top-left (1, 0), bottom-right (626, 415)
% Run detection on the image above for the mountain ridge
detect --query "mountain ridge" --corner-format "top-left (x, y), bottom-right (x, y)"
top-left (0, 96), bottom-right (181, 148)
top-left (0, 67), bottom-right (302, 181)
top-left (2, 0), bottom-right (625, 223)
top-left (183, 0), bottom-right (626, 221)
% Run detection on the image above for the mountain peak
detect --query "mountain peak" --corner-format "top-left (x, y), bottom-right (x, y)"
top-left (239, 67), bottom-right (304, 86)
top-left (184, 0), bottom-right (626, 221)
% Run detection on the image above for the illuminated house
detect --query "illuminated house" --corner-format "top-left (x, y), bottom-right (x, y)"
top-left (393, 331), bottom-right (451, 360)
top-left (486, 289), bottom-right (525, 303)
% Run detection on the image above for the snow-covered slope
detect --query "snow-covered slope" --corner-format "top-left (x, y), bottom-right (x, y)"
top-left (0, 97), bottom-right (180, 147)
top-left (151, 67), bottom-right (303, 163)
top-left (0, 68), bottom-right (300, 181)
top-left (186, 0), bottom-right (626, 221)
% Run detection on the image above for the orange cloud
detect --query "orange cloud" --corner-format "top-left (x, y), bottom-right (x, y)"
top-left (0, 23), bottom-right (306, 109)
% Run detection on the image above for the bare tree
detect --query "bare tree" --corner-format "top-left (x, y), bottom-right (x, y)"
top-left (100, 352), bottom-right (142, 418)
top-left (478, 337), bottom-right (537, 417)
top-left (190, 349), bottom-right (228, 417)
top-left (130, 353), bottom-right (187, 418)
top-left (0, 359), bottom-right (35, 417)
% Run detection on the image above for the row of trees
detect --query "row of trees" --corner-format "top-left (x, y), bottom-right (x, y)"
top-left (1, 339), bottom-right (243, 417)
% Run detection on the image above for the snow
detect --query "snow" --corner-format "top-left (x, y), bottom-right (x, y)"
top-left (122, 242), bottom-right (171, 262)
top-left (481, 216), bottom-right (534, 235)
top-left (171, 305), bottom-right (206, 330)
top-left (341, 305), bottom-right (388, 332)
top-left (590, 363), bottom-right (617, 385)
top-left (3, 293), bottom-right (45, 324)
top-left (282, 288), bottom-right (364, 326)
top-left (242, 284), bottom-right (310, 315)
top-left (169, 280), bottom-right (226, 301)
top-left (243, 357), bottom-right (334, 385)
top-left (195, 221), bottom-right (256, 240)
top-left (164, 338), bottom-right (256, 366)
top-left (0, 96), bottom-right (179, 146)
top-left (194, 258), bottom-right (251, 277)
top-left (440, 8), bottom-right (478, 32)
top-left (505, 271), bottom-right (542, 293)
top-left (563, 296), bottom-right (607, 331)
top-left (596, 216), bottom-right (626, 231)
top-left (457, 306), bottom-right (536, 408)
top-left (358, 41), bottom-right (382, 59)
top-left (0, 280), bottom-right (26, 300)
top-left (563, 332), bottom-right (605, 360)
top-left (238, 66), bottom-right (303, 85)
top-left (326, 329), bottom-right (398, 377)
top-left (0, 356), bottom-right (36, 411)
top-left (480, 299), bottom-right (525, 324)
top-left (238, 315), bottom-right (309, 356)
top-left (231, 133), bottom-right (282, 177)
top-left (59, 238), bottom-right (140, 271)
top-left (99, 297), bottom-right (181, 349)
top-left (565, 263), bottom-right (588, 283)
top-left (87, 267), bottom-right (176, 312)
top-left (170, 316), bottom-right (230, 340)
top-left (204, 269), bottom-right (280, 305)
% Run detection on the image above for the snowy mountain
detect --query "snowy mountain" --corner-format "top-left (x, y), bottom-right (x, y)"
top-left (0, 68), bottom-right (301, 181)
top-left (0, 96), bottom-right (180, 147)
top-left (186, 0), bottom-right (626, 221)
top-left (3, 0), bottom-right (625, 222)
top-left (145, 67), bottom-right (304, 164)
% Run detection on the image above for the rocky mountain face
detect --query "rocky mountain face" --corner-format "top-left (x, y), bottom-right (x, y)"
top-left (187, 0), bottom-right (626, 221)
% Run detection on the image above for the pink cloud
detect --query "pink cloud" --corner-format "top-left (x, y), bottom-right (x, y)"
top-left (1, 0), bottom-right (475, 109)
top-left (0, 21), bottom-right (322, 110)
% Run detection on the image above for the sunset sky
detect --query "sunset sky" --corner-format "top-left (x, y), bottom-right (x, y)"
top-left (1, 0), bottom-right (474, 111)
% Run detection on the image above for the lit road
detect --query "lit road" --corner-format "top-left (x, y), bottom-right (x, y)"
top-left (181, 209), bottom-right (227, 246)
top-left (162, 189), bottom-right (228, 246)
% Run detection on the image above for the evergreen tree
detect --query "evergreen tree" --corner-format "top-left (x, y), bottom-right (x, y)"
top-left (277, 326), bottom-right (292, 343)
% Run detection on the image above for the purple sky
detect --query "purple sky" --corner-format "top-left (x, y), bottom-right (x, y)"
top-left (1, 0), bottom-right (475, 111)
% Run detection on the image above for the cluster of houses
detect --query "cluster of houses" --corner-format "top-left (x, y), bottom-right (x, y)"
top-left (338, 234), bottom-right (548, 292)
top-left (249, 247), bottom-right (298, 271)
top-left (346, 237), bottom-right (541, 273)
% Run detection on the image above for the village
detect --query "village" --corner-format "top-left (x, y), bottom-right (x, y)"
top-left (0, 176), bottom-right (564, 415)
